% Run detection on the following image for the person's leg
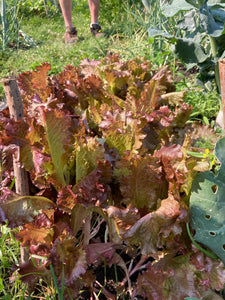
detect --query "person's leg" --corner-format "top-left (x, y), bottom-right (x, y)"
top-left (88, 0), bottom-right (100, 24)
top-left (58, 0), bottom-right (73, 28)
top-left (58, 0), bottom-right (77, 43)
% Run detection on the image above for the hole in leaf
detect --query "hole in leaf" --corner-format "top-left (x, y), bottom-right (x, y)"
top-left (223, 245), bottom-right (225, 251)
top-left (211, 184), bottom-right (218, 194)
top-left (205, 214), bottom-right (211, 220)
top-left (209, 231), bottom-right (216, 236)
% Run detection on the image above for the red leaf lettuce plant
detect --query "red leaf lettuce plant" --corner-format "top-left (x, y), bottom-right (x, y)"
top-left (0, 54), bottom-right (224, 299)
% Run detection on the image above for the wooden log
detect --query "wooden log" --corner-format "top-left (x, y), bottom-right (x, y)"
top-left (1, 77), bottom-right (29, 262)
top-left (1, 78), bottom-right (25, 121)
top-left (1, 78), bottom-right (29, 195)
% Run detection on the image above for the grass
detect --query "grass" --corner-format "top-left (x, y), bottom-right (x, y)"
top-left (176, 75), bottom-right (221, 126)
top-left (0, 224), bottom-right (25, 299)
top-left (1, 2), bottom-right (141, 74)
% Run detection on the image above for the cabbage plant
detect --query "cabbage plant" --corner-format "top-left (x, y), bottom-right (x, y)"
top-left (145, 0), bottom-right (225, 90)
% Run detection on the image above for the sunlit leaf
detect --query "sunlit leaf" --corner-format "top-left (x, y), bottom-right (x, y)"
top-left (162, 0), bottom-right (194, 17)
top-left (115, 154), bottom-right (167, 210)
top-left (57, 186), bottom-right (77, 211)
top-left (75, 137), bottom-right (105, 184)
top-left (16, 222), bottom-right (54, 247)
top-left (17, 62), bottom-right (52, 104)
top-left (124, 198), bottom-right (180, 254)
top-left (42, 109), bottom-right (72, 186)
top-left (157, 91), bottom-right (186, 107)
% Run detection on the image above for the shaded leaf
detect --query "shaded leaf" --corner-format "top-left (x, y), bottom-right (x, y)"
top-left (0, 195), bottom-right (56, 227)
top-left (18, 260), bottom-right (49, 291)
top-left (190, 250), bottom-right (225, 291)
top-left (133, 261), bottom-right (170, 300)
top-left (106, 205), bottom-right (140, 237)
top-left (199, 4), bottom-right (225, 37)
top-left (73, 160), bottom-right (112, 206)
top-left (155, 144), bottom-right (185, 198)
top-left (142, 103), bottom-right (192, 152)
top-left (105, 69), bottom-right (130, 99)
top-left (202, 290), bottom-right (224, 300)
top-left (0, 206), bottom-right (7, 224)
top-left (71, 203), bottom-right (89, 236)
top-left (175, 37), bottom-right (209, 65)
top-left (48, 233), bottom-right (88, 295)
top-left (85, 242), bottom-right (117, 265)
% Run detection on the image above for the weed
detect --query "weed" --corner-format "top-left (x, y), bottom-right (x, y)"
top-left (0, 223), bottom-right (23, 298)
top-left (183, 87), bottom-right (220, 125)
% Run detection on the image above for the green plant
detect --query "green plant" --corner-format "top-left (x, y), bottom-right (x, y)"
top-left (146, 0), bottom-right (225, 90)
top-left (19, 0), bottom-right (59, 17)
top-left (190, 136), bottom-right (225, 265)
top-left (183, 87), bottom-right (221, 125)
top-left (0, 55), bottom-right (224, 299)
top-left (0, 223), bottom-right (23, 298)
top-left (0, 0), bottom-right (38, 52)
top-left (0, 0), bottom-right (20, 50)
top-left (187, 147), bottom-right (219, 172)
